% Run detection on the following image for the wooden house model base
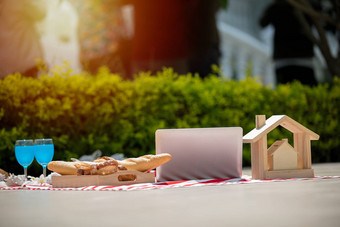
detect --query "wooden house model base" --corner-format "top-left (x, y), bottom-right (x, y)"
top-left (265, 169), bottom-right (314, 179)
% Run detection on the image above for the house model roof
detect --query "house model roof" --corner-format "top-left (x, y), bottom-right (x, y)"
top-left (243, 115), bottom-right (319, 143)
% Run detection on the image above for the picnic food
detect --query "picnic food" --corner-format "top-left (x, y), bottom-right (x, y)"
top-left (76, 157), bottom-right (118, 175)
top-left (48, 154), bottom-right (170, 187)
top-left (118, 153), bottom-right (172, 172)
top-left (47, 157), bottom-right (118, 175)
top-left (118, 165), bottom-right (127, 171)
top-left (47, 161), bottom-right (78, 175)
top-left (0, 168), bottom-right (8, 178)
top-left (48, 153), bottom-right (172, 177)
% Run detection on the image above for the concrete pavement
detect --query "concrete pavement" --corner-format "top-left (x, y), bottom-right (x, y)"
top-left (1, 163), bottom-right (340, 227)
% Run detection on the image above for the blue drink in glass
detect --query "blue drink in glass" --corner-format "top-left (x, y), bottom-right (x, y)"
top-left (15, 140), bottom-right (34, 179)
top-left (15, 146), bottom-right (35, 167)
top-left (35, 144), bottom-right (54, 167)
top-left (34, 139), bottom-right (54, 177)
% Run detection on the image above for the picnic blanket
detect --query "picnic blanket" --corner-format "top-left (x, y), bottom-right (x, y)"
top-left (1, 175), bottom-right (339, 191)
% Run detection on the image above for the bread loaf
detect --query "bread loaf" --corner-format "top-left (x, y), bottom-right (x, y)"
top-left (48, 154), bottom-right (171, 175)
top-left (47, 161), bottom-right (78, 175)
top-left (118, 153), bottom-right (172, 172)
top-left (47, 157), bottom-right (118, 175)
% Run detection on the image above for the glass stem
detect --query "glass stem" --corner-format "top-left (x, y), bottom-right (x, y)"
top-left (24, 167), bottom-right (27, 180)
top-left (43, 167), bottom-right (46, 178)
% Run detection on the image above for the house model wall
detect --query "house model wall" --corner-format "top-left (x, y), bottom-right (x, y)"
top-left (243, 115), bottom-right (319, 179)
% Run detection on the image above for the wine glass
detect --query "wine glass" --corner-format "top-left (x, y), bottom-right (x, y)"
top-left (34, 138), bottom-right (54, 177)
top-left (15, 139), bottom-right (35, 179)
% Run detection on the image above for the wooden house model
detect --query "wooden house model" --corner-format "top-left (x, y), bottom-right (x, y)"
top-left (243, 115), bottom-right (319, 179)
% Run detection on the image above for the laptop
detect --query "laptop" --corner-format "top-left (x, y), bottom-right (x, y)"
top-left (155, 127), bottom-right (243, 182)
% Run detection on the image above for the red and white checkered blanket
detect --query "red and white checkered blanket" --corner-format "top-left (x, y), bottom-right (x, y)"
top-left (1, 175), bottom-right (339, 191)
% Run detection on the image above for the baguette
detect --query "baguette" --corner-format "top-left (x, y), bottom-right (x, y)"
top-left (118, 153), bottom-right (172, 172)
top-left (47, 157), bottom-right (118, 175)
top-left (47, 161), bottom-right (78, 175)
top-left (48, 153), bottom-right (172, 175)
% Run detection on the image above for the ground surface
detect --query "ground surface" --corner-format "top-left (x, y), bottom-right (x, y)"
top-left (1, 163), bottom-right (339, 227)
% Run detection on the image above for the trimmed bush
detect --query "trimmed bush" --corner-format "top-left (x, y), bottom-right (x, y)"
top-left (1, 67), bottom-right (339, 176)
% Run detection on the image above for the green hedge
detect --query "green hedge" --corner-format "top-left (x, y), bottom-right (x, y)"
top-left (1, 67), bottom-right (339, 176)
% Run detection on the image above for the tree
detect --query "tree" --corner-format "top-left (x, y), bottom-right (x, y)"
top-left (286, 0), bottom-right (340, 78)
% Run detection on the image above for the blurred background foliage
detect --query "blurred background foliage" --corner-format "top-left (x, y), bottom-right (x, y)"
top-left (0, 66), bottom-right (339, 176)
